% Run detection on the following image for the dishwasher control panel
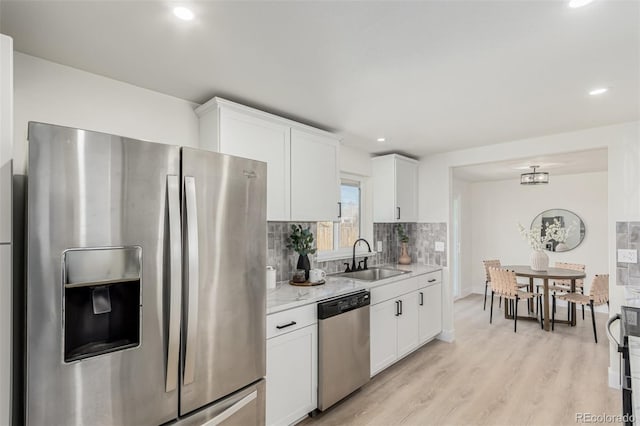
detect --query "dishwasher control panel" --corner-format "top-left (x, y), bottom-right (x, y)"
top-left (318, 291), bottom-right (370, 320)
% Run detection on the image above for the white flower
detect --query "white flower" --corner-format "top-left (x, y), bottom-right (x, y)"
top-left (518, 219), bottom-right (576, 250)
top-left (518, 223), bottom-right (546, 250)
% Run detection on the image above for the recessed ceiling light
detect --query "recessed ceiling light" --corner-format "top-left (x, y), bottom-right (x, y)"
top-left (589, 87), bottom-right (609, 96)
top-left (568, 0), bottom-right (594, 8)
top-left (173, 6), bottom-right (194, 21)
top-left (377, 138), bottom-right (386, 143)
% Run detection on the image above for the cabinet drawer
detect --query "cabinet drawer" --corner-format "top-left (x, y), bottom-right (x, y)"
top-left (417, 271), bottom-right (442, 288)
top-left (267, 304), bottom-right (317, 339)
top-left (371, 276), bottom-right (419, 305)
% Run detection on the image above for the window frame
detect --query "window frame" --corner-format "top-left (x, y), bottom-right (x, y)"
top-left (316, 173), bottom-right (374, 262)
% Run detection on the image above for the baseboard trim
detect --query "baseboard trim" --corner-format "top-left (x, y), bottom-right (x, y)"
top-left (609, 366), bottom-right (621, 389)
top-left (437, 328), bottom-right (455, 343)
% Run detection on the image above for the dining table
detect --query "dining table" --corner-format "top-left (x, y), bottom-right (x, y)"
top-left (502, 265), bottom-right (587, 331)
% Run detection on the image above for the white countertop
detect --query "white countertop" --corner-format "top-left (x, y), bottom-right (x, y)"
top-left (267, 263), bottom-right (442, 314)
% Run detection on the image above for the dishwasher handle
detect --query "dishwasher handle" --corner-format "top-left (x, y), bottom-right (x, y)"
top-left (318, 291), bottom-right (370, 320)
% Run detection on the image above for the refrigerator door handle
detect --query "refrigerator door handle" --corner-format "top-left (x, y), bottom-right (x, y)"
top-left (202, 390), bottom-right (258, 426)
top-left (183, 175), bottom-right (200, 385)
top-left (166, 175), bottom-right (182, 393)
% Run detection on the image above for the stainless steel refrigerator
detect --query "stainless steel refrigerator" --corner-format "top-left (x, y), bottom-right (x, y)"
top-left (25, 122), bottom-right (267, 425)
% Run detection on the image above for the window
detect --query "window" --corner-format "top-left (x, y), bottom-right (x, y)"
top-left (317, 179), bottom-right (361, 253)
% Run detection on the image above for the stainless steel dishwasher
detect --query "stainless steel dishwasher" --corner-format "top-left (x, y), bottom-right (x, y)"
top-left (317, 290), bottom-right (371, 411)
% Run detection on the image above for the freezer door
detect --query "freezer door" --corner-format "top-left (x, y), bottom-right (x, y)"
top-left (176, 379), bottom-right (265, 426)
top-left (181, 148), bottom-right (266, 415)
top-left (26, 122), bottom-right (181, 425)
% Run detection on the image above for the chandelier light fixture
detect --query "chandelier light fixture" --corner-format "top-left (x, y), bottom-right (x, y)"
top-left (520, 165), bottom-right (549, 185)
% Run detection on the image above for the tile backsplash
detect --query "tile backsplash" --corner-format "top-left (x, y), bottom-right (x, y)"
top-left (267, 221), bottom-right (448, 282)
top-left (616, 221), bottom-right (640, 286)
top-left (413, 223), bottom-right (448, 267)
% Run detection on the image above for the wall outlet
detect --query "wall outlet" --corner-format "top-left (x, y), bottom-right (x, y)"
top-left (377, 241), bottom-right (383, 252)
top-left (435, 241), bottom-right (445, 252)
top-left (618, 249), bottom-right (638, 264)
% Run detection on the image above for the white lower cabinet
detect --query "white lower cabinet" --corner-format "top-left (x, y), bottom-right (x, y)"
top-left (418, 283), bottom-right (442, 344)
top-left (370, 291), bottom-right (420, 376)
top-left (370, 271), bottom-right (442, 377)
top-left (370, 299), bottom-right (398, 375)
top-left (396, 291), bottom-right (420, 358)
top-left (266, 319), bottom-right (317, 426)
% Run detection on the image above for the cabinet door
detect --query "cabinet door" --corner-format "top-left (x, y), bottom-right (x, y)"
top-left (371, 156), bottom-right (396, 222)
top-left (290, 128), bottom-right (339, 222)
top-left (370, 299), bottom-right (398, 376)
top-left (397, 291), bottom-right (420, 358)
top-left (266, 324), bottom-right (317, 426)
top-left (419, 284), bottom-right (442, 344)
top-left (395, 158), bottom-right (418, 222)
top-left (219, 108), bottom-right (291, 221)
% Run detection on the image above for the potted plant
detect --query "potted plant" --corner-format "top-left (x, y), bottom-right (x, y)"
top-left (395, 224), bottom-right (411, 265)
top-left (286, 224), bottom-right (317, 281)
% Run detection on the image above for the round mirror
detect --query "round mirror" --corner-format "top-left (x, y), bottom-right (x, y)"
top-left (530, 209), bottom-right (585, 252)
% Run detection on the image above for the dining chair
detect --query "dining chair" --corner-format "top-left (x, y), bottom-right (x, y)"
top-left (488, 267), bottom-right (544, 332)
top-left (483, 259), bottom-right (529, 311)
top-left (539, 262), bottom-right (586, 320)
top-left (483, 260), bottom-right (501, 310)
top-left (551, 274), bottom-right (609, 343)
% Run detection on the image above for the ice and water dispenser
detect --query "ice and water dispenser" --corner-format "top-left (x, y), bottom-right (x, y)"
top-left (62, 247), bottom-right (142, 362)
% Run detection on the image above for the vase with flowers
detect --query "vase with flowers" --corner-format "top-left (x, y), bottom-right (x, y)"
top-left (395, 224), bottom-right (411, 265)
top-left (518, 223), bottom-right (550, 271)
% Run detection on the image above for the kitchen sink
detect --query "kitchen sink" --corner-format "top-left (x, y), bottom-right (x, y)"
top-left (333, 267), bottom-right (410, 281)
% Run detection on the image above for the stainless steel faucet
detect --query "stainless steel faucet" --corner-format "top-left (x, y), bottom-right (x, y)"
top-left (345, 238), bottom-right (372, 272)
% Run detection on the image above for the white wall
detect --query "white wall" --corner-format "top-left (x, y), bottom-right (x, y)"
top-left (452, 177), bottom-right (473, 298)
top-left (13, 53), bottom-right (200, 174)
top-left (340, 144), bottom-right (371, 176)
top-left (418, 121), bottom-right (639, 387)
top-left (469, 172), bottom-right (608, 301)
top-left (608, 126), bottom-right (640, 385)
top-left (13, 52), bottom-right (374, 180)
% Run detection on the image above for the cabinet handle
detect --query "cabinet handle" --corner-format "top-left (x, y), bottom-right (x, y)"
top-left (395, 301), bottom-right (400, 316)
top-left (428, 279), bottom-right (436, 283)
top-left (397, 207), bottom-right (401, 220)
top-left (276, 321), bottom-right (297, 329)
top-left (399, 300), bottom-right (403, 315)
top-left (420, 292), bottom-right (424, 306)
top-left (338, 202), bottom-right (342, 218)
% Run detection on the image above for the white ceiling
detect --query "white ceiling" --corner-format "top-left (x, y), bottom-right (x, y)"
top-left (452, 148), bottom-right (608, 182)
top-left (1, 1), bottom-right (638, 157)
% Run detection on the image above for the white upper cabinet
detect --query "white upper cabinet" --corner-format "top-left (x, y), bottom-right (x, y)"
top-left (218, 108), bottom-right (291, 221)
top-left (0, 35), bottom-right (13, 244)
top-left (196, 98), bottom-right (339, 222)
top-left (290, 129), bottom-right (339, 222)
top-left (371, 154), bottom-right (418, 223)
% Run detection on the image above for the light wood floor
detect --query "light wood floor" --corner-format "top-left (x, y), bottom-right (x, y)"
top-left (302, 294), bottom-right (621, 426)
